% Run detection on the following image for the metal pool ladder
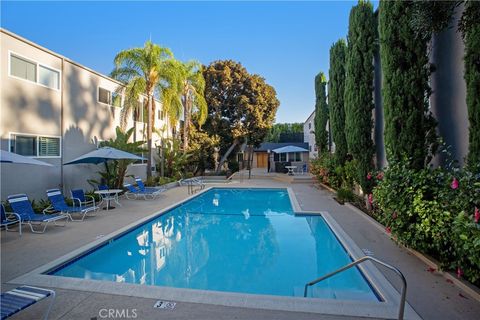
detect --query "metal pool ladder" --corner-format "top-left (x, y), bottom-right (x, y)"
top-left (303, 256), bottom-right (407, 320)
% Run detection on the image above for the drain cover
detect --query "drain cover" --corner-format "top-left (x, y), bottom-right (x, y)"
top-left (154, 300), bottom-right (176, 310)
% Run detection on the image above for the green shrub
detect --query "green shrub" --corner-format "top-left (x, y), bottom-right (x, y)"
top-left (337, 188), bottom-right (355, 203)
top-left (310, 153), bottom-right (342, 189)
top-left (373, 159), bottom-right (480, 285)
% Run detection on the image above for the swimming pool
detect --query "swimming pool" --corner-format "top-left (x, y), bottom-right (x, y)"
top-left (49, 188), bottom-right (378, 301)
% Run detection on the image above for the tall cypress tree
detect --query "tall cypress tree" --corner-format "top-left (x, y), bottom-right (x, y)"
top-left (344, 0), bottom-right (375, 191)
top-left (314, 72), bottom-right (329, 153)
top-left (461, 1), bottom-right (480, 166)
top-left (329, 39), bottom-right (348, 165)
top-left (379, 0), bottom-right (437, 169)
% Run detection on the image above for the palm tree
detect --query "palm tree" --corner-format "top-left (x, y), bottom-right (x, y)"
top-left (177, 60), bottom-right (208, 151)
top-left (98, 126), bottom-right (145, 188)
top-left (111, 41), bottom-right (182, 178)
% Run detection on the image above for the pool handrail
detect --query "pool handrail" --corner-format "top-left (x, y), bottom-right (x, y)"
top-left (303, 255), bottom-right (407, 320)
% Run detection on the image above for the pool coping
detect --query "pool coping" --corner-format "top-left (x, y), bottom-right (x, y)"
top-left (9, 186), bottom-right (421, 319)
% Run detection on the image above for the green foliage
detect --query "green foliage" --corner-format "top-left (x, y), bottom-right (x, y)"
top-left (337, 188), bottom-right (355, 204)
top-left (187, 124), bottom-right (219, 175)
top-left (111, 40), bottom-right (179, 178)
top-left (410, 0), bottom-right (458, 40)
top-left (379, 0), bottom-right (437, 170)
top-left (97, 127), bottom-right (145, 189)
top-left (314, 72), bottom-right (328, 152)
top-left (344, 0), bottom-right (375, 192)
top-left (310, 152), bottom-right (342, 189)
top-left (328, 39), bottom-right (348, 165)
top-left (373, 159), bottom-right (480, 285)
top-left (265, 123), bottom-right (304, 143)
top-left (157, 138), bottom-right (190, 179)
top-left (462, 1), bottom-right (480, 166)
top-left (172, 60), bottom-right (208, 151)
top-left (203, 60), bottom-right (280, 170)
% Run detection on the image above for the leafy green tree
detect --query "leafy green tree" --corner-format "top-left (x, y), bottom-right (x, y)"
top-left (314, 72), bottom-right (328, 153)
top-left (460, 1), bottom-right (480, 165)
top-left (264, 123), bottom-right (304, 142)
top-left (203, 60), bottom-right (279, 171)
top-left (111, 41), bottom-right (180, 179)
top-left (97, 127), bottom-right (145, 188)
top-left (379, 0), bottom-right (437, 170)
top-left (328, 39), bottom-right (348, 165)
top-left (344, 0), bottom-right (375, 191)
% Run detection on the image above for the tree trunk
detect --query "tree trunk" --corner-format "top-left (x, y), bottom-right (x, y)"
top-left (248, 145), bottom-right (254, 179)
top-left (147, 95), bottom-right (153, 179)
top-left (183, 98), bottom-right (190, 152)
top-left (216, 139), bottom-right (239, 173)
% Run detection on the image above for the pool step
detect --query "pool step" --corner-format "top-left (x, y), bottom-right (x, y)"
top-left (293, 287), bottom-right (375, 301)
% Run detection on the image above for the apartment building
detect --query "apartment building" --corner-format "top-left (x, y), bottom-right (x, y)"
top-left (303, 111), bottom-right (318, 159)
top-left (0, 29), bottom-right (174, 200)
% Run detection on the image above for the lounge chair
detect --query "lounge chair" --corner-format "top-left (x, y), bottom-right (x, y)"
top-left (7, 194), bottom-right (68, 234)
top-left (1, 285), bottom-right (55, 320)
top-left (135, 177), bottom-right (166, 194)
top-left (70, 189), bottom-right (97, 210)
top-left (1, 204), bottom-right (22, 235)
top-left (124, 183), bottom-right (161, 200)
top-left (46, 189), bottom-right (97, 222)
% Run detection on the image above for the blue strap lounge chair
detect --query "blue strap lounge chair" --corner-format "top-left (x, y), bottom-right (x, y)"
top-left (7, 194), bottom-right (68, 234)
top-left (1, 204), bottom-right (22, 235)
top-left (1, 285), bottom-right (55, 320)
top-left (46, 189), bottom-right (97, 222)
top-left (124, 183), bottom-right (160, 200)
top-left (70, 189), bottom-right (97, 209)
top-left (135, 178), bottom-right (165, 194)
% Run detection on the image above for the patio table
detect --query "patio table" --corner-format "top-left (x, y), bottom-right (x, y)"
top-left (285, 166), bottom-right (297, 176)
top-left (94, 189), bottom-right (122, 210)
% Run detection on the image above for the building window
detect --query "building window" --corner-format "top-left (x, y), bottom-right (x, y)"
top-left (309, 145), bottom-right (312, 152)
top-left (9, 52), bottom-right (61, 90)
top-left (308, 122), bottom-right (311, 129)
top-left (294, 152), bottom-right (302, 161)
top-left (38, 65), bottom-right (60, 89)
top-left (98, 87), bottom-right (111, 105)
top-left (10, 133), bottom-right (61, 157)
top-left (158, 110), bottom-right (162, 120)
top-left (38, 136), bottom-right (60, 157)
top-left (10, 54), bottom-right (37, 82)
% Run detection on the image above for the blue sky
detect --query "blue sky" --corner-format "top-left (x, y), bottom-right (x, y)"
top-left (2, 1), bottom-right (378, 123)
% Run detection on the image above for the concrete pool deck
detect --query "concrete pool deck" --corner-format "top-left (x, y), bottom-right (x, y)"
top-left (1, 179), bottom-right (480, 319)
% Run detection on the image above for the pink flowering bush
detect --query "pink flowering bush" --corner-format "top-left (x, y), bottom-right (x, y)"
top-left (373, 159), bottom-right (480, 285)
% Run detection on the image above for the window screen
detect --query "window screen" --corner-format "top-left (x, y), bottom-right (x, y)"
top-left (98, 87), bottom-right (111, 104)
top-left (10, 55), bottom-right (37, 82)
top-left (39, 137), bottom-right (60, 156)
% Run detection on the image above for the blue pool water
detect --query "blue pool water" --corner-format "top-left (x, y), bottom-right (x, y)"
top-left (50, 188), bottom-right (379, 301)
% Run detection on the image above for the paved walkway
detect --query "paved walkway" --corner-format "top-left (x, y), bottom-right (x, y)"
top-left (1, 180), bottom-right (479, 319)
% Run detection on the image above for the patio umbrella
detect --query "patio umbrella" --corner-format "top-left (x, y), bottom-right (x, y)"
top-left (63, 147), bottom-right (144, 165)
top-left (272, 145), bottom-right (309, 153)
top-left (0, 150), bottom-right (54, 166)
